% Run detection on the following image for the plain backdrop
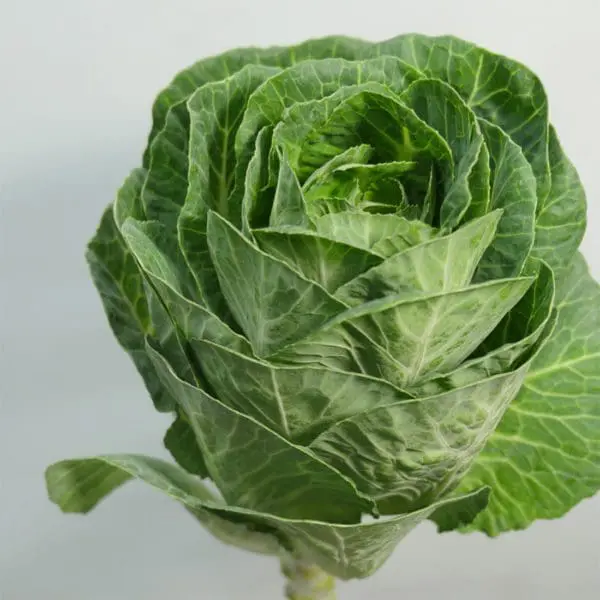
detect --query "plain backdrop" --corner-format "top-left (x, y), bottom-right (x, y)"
top-left (1, 1), bottom-right (599, 598)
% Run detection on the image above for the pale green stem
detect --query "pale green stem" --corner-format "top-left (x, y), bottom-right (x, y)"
top-left (281, 554), bottom-right (336, 600)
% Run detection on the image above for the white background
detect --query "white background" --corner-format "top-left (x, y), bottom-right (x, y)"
top-left (1, 1), bottom-right (599, 598)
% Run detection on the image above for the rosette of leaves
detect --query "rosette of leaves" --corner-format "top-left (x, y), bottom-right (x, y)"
top-left (46, 34), bottom-right (599, 597)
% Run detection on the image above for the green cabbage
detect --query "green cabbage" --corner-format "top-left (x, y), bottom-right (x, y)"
top-left (46, 34), bottom-right (599, 591)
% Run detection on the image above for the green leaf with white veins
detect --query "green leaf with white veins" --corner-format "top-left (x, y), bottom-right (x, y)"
top-left (121, 218), bottom-right (252, 358)
top-left (311, 360), bottom-right (530, 514)
top-left (532, 125), bottom-right (587, 270)
top-left (306, 160), bottom-right (417, 216)
top-left (476, 259), bottom-right (555, 356)
top-left (142, 101), bottom-right (190, 227)
top-left (413, 263), bottom-right (555, 397)
top-left (178, 64), bottom-right (280, 313)
top-left (46, 453), bottom-right (489, 579)
top-left (302, 144), bottom-right (373, 203)
top-left (377, 34), bottom-right (551, 199)
top-left (207, 211), bottom-right (346, 357)
top-left (315, 213), bottom-right (436, 258)
top-left (269, 149), bottom-right (310, 228)
top-left (276, 87), bottom-right (453, 188)
top-left (291, 276), bottom-right (533, 387)
top-left (449, 253), bottom-right (600, 535)
top-left (164, 415), bottom-right (210, 479)
top-left (241, 126), bottom-right (274, 233)
top-left (145, 36), bottom-right (373, 162)
top-left (148, 341), bottom-right (375, 523)
top-left (187, 337), bottom-right (411, 443)
top-left (253, 229), bottom-right (382, 293)
top-left (335, 211), bottom-right (501, 305)
top-left (473, 119), bottom-right (537, 281)
top-left (112, 168), bottom-right (146, 226)
top-left (234, 56), bottom-right (421, 175)
top-left (86, 172), bottom-right (173, 412)
top-left (399, 78), bottom-right (485, 229)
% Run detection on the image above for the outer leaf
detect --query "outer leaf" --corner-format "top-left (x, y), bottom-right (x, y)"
top-left (310, 362), bottom-right (529, 514)
top-left (476, 259), bottom-right (555, 355)
top-left (177, 64), bottom-right (279, 315)
top-left (115, 178), bottom-right (200, 389)
top-left (46, 454), bottom-right (489, 579)
top-left (315, 213), bottom-right (436, 258)
top-left (378, 34), bottom-right (551, 199)
top-left (282, 488), bottom-right (489, 579)
top-left (533, 125), bottom-right (587, 270)
top-left (144, 283), bottom-right (197, 386)
top-left (141, 101), bottom-right (190, 226)
top-left (121, 219), bottom-right (196, 299)
top-left (452, 253), bottom-right (600, 534)
top-left (335, 211), bottom-right (501, 304)
top-left (207, 211), bottom-right (345, 357)
top-left (473, 119), bottom-right (537, 280)
top-left (185, 338), bottom-right (410, 443)
top-left (414, 262), bottom-right (555, 396)
top-left (146, 36), bottom-right (372, 160)
top-left (112, 168), bottom-right (146, 225)
top-left (184, 64), bottom-right (280, 224)
top-left (253, 228), bottom-right (382, 293)
top-left (148, 342), bottom-right (375, 523)
top-left (120, 218), bottom-right (253, 358)
top-left (86, 172), bottom-right (173, 412)
top-left (164, 415), bottom-right (210, 479)
top-left (282, 277), bottom-right (532, 387)
top-left (429, 487), bottom-right (492, 533)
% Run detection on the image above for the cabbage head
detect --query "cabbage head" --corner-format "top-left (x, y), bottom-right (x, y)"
top-left (46, 34), bottom-right (599, 592)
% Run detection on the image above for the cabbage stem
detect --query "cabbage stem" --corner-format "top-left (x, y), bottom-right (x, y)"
top-left (281, 554), bottom-right (336, 600)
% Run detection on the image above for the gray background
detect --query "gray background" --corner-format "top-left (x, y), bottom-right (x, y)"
top-left (1, 0), bottom-right (599, 598)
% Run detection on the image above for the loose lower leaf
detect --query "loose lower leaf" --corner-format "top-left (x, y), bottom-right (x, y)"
top-left (46, 454), bottom-right (489, 579)
top-left (45, 455), bottom-right (283, 556)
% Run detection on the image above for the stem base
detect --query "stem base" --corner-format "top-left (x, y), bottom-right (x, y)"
top-left (281, 555), bottom-right (336, 600)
